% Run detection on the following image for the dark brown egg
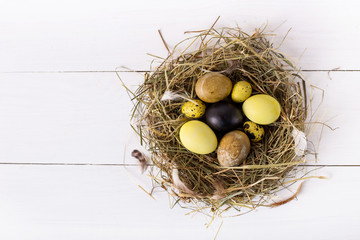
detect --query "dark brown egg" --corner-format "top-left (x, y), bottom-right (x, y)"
top-left (205, 102), bottom-right (243, 132)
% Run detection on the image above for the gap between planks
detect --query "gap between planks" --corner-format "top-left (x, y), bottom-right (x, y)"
top-left (0, 69), bottom-right (360, 74)
top-left (0, 162), bottom-right (359, 167)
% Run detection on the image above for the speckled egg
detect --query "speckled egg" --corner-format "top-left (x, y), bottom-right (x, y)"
top-left (179, 120), bottom-right (218, 155)
top-left (181, 99), bottom-right (206, 118)
top-left (243, 121), bottom-right (264, 142)
top-left (231, 81), bottom-right (252, 103)
top-left (242, 94), bottom-right (281, 125)
top-left (217, 130), bottom-right (250, 167)
top-left (195, 72), bottom-right (232, 103)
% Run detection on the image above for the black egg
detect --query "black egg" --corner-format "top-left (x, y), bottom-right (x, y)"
top-left (205, 102), bottom-right (243, 132)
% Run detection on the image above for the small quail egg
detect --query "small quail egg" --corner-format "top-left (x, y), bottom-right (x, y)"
top-left (181, 99), bottom-right (206, 118)
top-left (231, 81), bottom-right (252, 103)
top-left (243, 121), bottom-right (265, 142)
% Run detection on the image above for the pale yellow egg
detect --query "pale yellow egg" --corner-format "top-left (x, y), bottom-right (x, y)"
top-left (179, 120), bottom-right (217, 154)
top-left (242, 94), bottom-right (281, 125)
top-left (231, 81), bottom-right (252, 103)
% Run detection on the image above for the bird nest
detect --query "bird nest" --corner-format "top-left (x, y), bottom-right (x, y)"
top-left (124, 25), bottom-right (318, 217)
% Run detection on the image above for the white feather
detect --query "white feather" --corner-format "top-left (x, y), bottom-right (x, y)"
top-left (160, 91), bottom-right (183, 101)
top-left (291, 127), bottom-right (307, 156)
top-left (172, 168), bottom-right (194, 194)
top-left (161, 90), bottom-right (192, 102)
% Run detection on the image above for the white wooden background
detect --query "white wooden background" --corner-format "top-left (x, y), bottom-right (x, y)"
top-left (0, 0), bottom-right (359, 239)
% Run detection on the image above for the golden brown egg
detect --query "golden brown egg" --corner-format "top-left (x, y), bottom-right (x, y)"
top-left (195, 72), bottom-right (232, 103)
top-left (217, 130), bottom-right (250, 167)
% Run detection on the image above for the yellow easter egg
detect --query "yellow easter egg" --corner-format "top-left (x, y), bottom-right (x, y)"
top-left (243, 121), bottom-right (265, 142)
top-left (231, 81), bottom-right (252, 103)
top-left (181, 99), bottom-right (206, 118)
top-left (179, 120), bottom-right (217, 154)
top-left (242, 94), bottom-right (281, 125)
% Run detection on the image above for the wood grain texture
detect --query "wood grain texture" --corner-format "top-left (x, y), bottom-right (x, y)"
top-left (0, 0), bottom-right (360, 71)
top-left (0, 72), bottom-right (142, 164)
top-left (0, 165), bottom-right (358, 240)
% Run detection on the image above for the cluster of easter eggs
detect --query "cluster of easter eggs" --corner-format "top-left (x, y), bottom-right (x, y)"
top-left (179, 72), bottom-right (281, 167)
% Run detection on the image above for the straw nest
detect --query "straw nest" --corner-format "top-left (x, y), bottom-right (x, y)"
top-left (126, 25), bottom-right (313, 216)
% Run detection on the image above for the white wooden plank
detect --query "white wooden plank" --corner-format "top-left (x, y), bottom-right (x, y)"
top-left (0, 72), bottom-right (143, 164)
top-left (0, 0), bottom-right (360, 72)
top-left (0, 164), bottom-right (358, 240)
top-left (0, 71), bottom-right (357, 165)
top-left (302, 71), bottom-right (358, 165)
